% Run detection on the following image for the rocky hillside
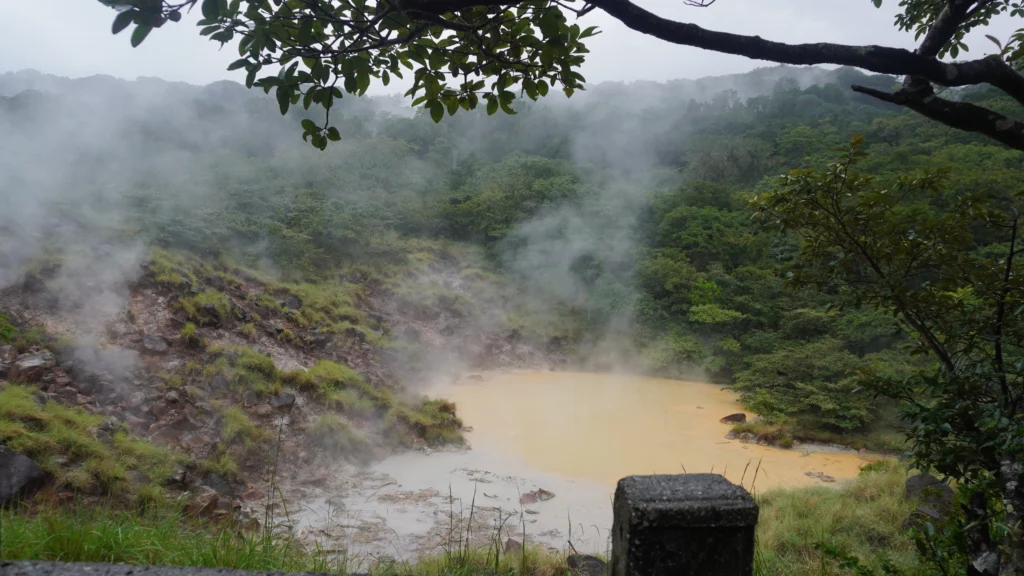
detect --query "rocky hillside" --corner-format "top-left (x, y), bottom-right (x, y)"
top-left (0, 243), bottom-right (556, 520)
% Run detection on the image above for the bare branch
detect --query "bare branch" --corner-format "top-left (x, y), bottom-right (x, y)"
top-left (852, 83), bottom-right (1024, 151)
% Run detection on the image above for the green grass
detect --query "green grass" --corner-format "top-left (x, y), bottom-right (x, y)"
top-left (179, 322), bottom-right (203, 348)
top-left (178, 290), bottom-right (233, 327)
top-left (206, 345), bottom-right (281, 394)
top-left (753, 460), bottom-right (922, 576)
top-left (0, 385), bottom-right (181, 494)
top-left (149, 248), bottom-right (199, 289)
top-left (308, 414), bottom-right (371, 463)
top-left (217, 405), bottom-right (268, 446)
top-left (0, 505), bottom-right (350, 573)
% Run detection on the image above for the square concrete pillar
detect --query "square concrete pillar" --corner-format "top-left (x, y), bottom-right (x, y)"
top-left (611, 474), bottom-right (759, 576)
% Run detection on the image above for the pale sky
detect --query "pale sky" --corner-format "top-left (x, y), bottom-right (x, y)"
top-left (0, 0), bottom-right (1018, 93)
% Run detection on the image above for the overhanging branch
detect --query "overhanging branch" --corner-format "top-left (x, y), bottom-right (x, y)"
top-left (852, 83), bottom-right (1024, 151)
top-left (585, 0), bottom-right (1024, 107)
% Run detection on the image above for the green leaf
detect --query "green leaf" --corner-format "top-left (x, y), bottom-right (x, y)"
top-left (130, 25), bottom-right (153, 47)
top-left (112, 9), bottom-right (135, 35)
top-left (276, 87), bottom-right (291, 115)
top-left (429, 100), bottom-right (444, 123)
top-left (301, 119), bottom-right (318, 133)
top-left (486, 97), bottom-right (498, 116)
top-left (871, 0), bottom-right (882, 7)
top-left (168, 10), bottom-right (182, 22)
top-left (326, 127), bottom-right (341, 141)
top-left (202, 0), bottom-right (221, 20)
top-left (227, 59), bottom-right (249, 71)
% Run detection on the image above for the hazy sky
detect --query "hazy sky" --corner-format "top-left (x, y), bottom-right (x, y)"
top-left (1, 0), bottom-right (1017, 93)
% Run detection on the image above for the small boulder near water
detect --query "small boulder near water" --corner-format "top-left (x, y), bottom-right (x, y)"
top-left (0, 445), bottom-right (48, 504)
top-left (519, 488), bottom-right (555, 504)
top-left (719, 413), bottom-right (747, 424)
top-left (568, 554), bottom-right (608, 576)
top-left (906, 473), bottom-right (954, 515)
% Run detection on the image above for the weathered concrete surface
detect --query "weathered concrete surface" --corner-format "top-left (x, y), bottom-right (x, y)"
top-left (0, 562), bottom-right (334, 576)
top-left (611, 474), bottom-right (758, 576)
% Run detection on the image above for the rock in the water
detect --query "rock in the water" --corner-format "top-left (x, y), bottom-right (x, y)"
top-left (270, 392), bottom-right (296, 410)
top-left (283, 294), bottom-right (302, 310)
top-left (142, 334), bottom-right (169, 354)
top-left (504, 538), bottom-right (523, 553)
top-left (568, 554), bottom-right (608, 576)
top-left (9, 351), bottom-right (56, 383)
top-left (0, 445), bottom-right (48, 503)
top-left (206, 275), bottom-right (226, 291)
top-left (906, 473), bottom-right (954, 515)
top-left (719, 413), bottom-right (747, 424)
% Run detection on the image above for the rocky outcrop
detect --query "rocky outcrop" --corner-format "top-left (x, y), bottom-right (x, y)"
top-left (9, 350), bottom-right (56, 382)
top-left (0, 445), bottom-right (47, 504)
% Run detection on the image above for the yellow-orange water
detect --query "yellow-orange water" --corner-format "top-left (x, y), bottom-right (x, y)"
top-left (445, 371), bottom-right (881, 490)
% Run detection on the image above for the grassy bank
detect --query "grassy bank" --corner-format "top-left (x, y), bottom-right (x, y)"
top-left (0, 462), bottom-right (927, 576)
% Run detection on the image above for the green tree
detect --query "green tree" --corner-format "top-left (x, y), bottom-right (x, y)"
top-left (756, 138), bottom-right (1024, 575)
top-left (103, 0), bottom-right (1024, 150)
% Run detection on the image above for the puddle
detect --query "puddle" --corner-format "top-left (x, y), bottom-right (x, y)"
top-left (287, 371), bottom-right (880, 566)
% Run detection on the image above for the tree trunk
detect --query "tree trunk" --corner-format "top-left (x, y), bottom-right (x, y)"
top-left (965, 491), bottom-right (1000, 576)
top-left (999, 458), bottom-right (1024, 575)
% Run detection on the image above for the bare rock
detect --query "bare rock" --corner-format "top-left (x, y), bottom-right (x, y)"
top-left (903, 506), bottom-right (945, 531)
top-left (9, 351), bottom-right (56, 383)
top-left (242, 487), bottom-right (265, 500)
top-left (719, 413), bottom-right (747, 424)
top-left (568, 554), bottom-right (608, 576)
top-left (0, 445), bottom-right (48, 504)
top-left (242, 390), bottom-right (262, 407)
top-left (906, 473), bottom-right (954, 515)
top-left (142, 334), bottom-right (169, 354)
top-left (0, 345), bottom-right (15, 363)
top-left (203, 473), bottom-right (232, 495)
top-left (283, 294), bottom-right (302, 310)
top-left (209, 373), bottom-right (228, 391)
top-left (164, 390), bottom-right (181, 404)
top-left (252, 404), bottom-right (273, 417)
top-left (270, 392), bottom-right (296, 410)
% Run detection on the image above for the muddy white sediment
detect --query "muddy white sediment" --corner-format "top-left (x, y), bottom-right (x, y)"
top-left (284, 371), bottom-right (882, 566)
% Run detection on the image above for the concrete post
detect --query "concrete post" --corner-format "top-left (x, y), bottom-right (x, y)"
top-left (611, 474), bottom-right (759, 576)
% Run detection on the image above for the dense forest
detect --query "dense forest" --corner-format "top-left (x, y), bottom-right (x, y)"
top-left (4, 64), bottom-right (1020, 449)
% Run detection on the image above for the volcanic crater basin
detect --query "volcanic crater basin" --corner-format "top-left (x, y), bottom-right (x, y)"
top-left (285, 371), bottom-right (879, 566)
